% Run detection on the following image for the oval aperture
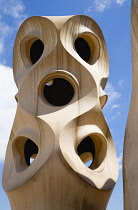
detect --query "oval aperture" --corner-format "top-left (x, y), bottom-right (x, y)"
top-left (24, 139), bottom-right (38, 166)
top-left (77, 136), bottom-right (95, 167)
top-left (30, 39), bottom-right (44, 64)
top-left (74, 37), bottom-right (91, 63)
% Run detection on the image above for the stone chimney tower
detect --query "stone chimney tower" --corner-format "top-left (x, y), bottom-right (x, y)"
top-left (3, 15), bottom-right (118, 210)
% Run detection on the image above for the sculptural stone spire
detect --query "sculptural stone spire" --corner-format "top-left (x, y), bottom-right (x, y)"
top-left (2, 15), bottom-right (118, 210)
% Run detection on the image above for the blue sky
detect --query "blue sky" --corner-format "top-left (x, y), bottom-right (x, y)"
top-left (0, 0), bottom-right (131, 209)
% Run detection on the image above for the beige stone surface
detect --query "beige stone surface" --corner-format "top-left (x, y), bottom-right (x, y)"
top-left (123, 1), bottom-right (138, 209)
top-left (2, 15), bottom-right (118, 210)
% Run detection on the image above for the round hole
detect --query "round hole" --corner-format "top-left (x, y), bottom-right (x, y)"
top-left (43, 78), bottom-right (74, 106)
top-left (30, 39), bottom-right (44, 64)
top-left (77, 136), bottom-right (95, 168)
top-left (74, 37), bottom-right (91, 63)
top-left (24, 139), bottom-right (38, 166)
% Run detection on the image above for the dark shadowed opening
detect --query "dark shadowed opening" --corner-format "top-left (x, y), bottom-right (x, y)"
top-left (43, 78), bottom-right (74, 106)
top-left (74, 37), bottom-right (91, 63)
top-left (77, 136), bottom-right (95, 167)
top-left (24, 139), bottom-right (38, 166)
top-left (30, 39), bottom-right (44, 64)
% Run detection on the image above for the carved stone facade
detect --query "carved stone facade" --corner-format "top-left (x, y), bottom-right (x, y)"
top-left (3, 15), bottom-right (118, 210)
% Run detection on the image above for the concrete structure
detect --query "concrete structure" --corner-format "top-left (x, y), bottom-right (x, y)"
top-left (2, 15), bottom-right (118, 210)
top-left (123, 1), bottom-right (138, 209)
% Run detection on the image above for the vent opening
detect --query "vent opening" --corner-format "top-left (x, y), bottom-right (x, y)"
top-left (77, 136), bottom-right (95, 168)
top-left (43, 78), bottom-right (74, 106)
top-left (24, 139), bottom-right (38, 166)
top-left (30, 39), bottom-right (44, 64)
top-left (74, 37), bottom-right (91, 63)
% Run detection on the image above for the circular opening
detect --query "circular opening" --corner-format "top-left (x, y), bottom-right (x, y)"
top-left (24, 139), bottom-right (38, 166)
top-left (77, 136), bottom-right (95, 168)
top-left (43, 78), bottom-right (74, 106)
top-left (74, 37), bottom-right (91, 63)
top-left (30, 39), bottom-right (44, 64)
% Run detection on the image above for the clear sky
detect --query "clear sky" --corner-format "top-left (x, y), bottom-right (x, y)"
top-left (0, 0), bottom-right (132, 209)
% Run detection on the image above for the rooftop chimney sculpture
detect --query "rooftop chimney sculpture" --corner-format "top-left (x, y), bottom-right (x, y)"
top-left (2, 15), bottom-right (118, 210)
